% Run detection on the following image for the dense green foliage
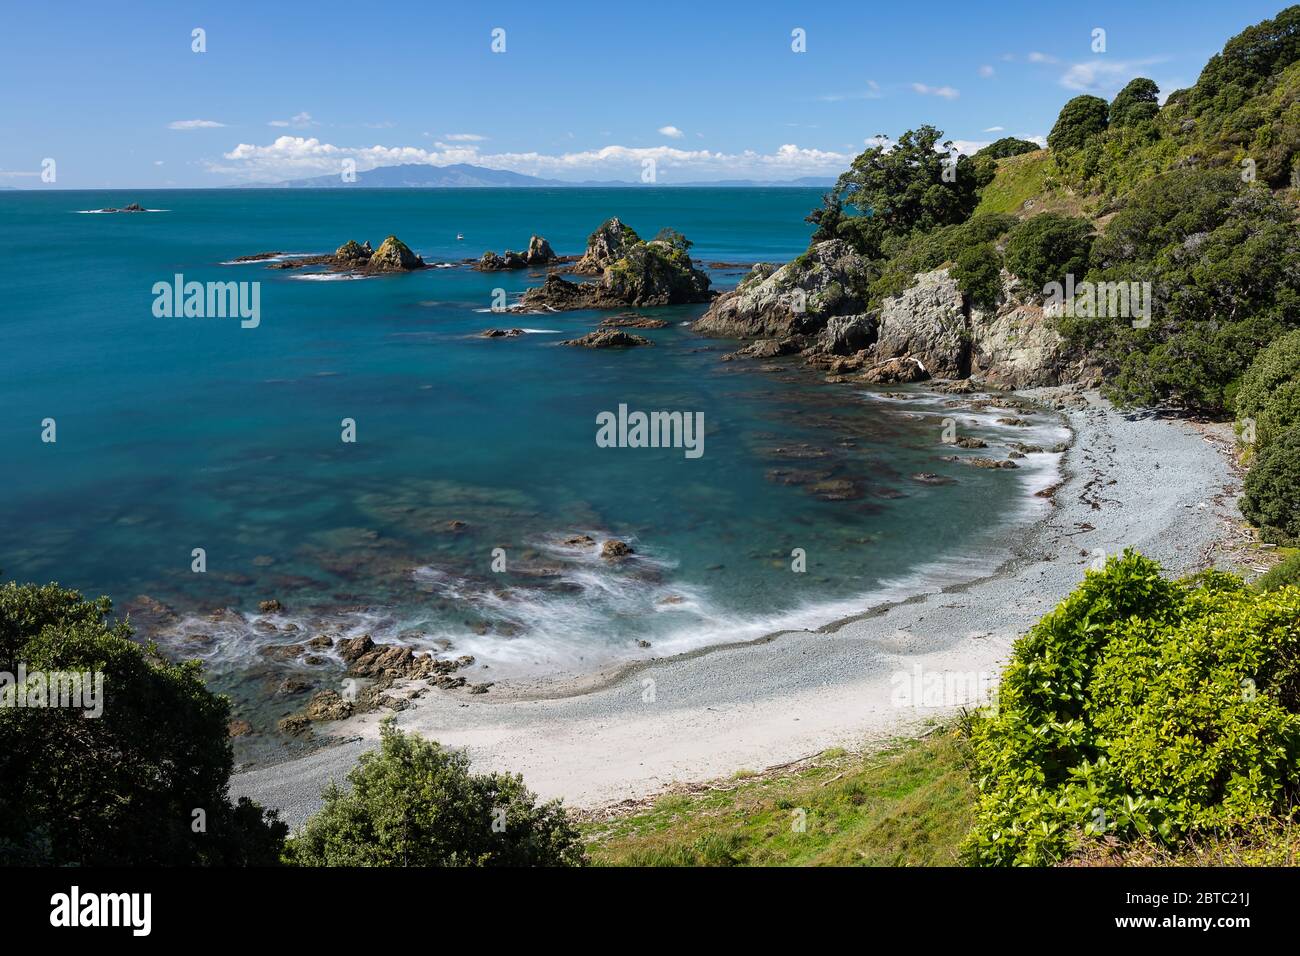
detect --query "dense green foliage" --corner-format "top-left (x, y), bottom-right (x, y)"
top-left (1235, 329), bottom-right (1300, 449)
top-left (977, 137), bottom-right (1041, 160)
top-left (1241, 426), bottom-right (1300, 544)
top-left (1047, 95), bottom-right (1110, 152)
top-left (1257, 550), bottom-right (1300, 591)
top-left (287, 720), bottom-right (585, 866)
top-left (0, 581), bottom-right (286, 865)
top-left (810, 126), bottom-right (994, 259)
top-left (1002, 213), bottom-right (1093, 291)
top-left (1063, 168), bottom-right (1300, 413)
top-left (965, 552), bottom-right (1300, 866)
top-left (1109, 78), bottom-right (1161, 129)
top-left (951, 242), bottom-right (1003, 308)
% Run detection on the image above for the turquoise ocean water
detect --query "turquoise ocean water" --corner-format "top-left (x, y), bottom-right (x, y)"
top-left (0, 188), bottom-right (1066, 732)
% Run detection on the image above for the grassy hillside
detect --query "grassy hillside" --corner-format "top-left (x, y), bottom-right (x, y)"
top-left (585, 731), bottom-right (974, 866)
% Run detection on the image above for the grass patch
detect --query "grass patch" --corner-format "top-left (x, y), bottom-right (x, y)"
top-left (584, 730), bottom-right (974, 866)
top-left (973, 150), bottom-right (1051, 217)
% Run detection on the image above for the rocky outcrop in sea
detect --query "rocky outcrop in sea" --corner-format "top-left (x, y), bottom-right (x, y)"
top-left (233, 235), bottom-right (426, 274)
top-left (475, 235), bottom-right (559, 271)
top-left (514, 219), bottom-right (712, 310)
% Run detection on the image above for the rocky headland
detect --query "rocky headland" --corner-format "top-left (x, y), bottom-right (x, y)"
top-left (694, 238), bottom-right (1098, 389)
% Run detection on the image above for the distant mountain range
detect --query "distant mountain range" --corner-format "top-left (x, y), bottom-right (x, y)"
top-left (246, 163), bottom-right (835, 189)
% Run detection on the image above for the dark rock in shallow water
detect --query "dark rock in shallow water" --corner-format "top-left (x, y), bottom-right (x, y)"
top-left (480, 327), bottom-right (526, 338)
top-left (911, 472), bottom-right (957, 485)
top-left (560, 329), bottom-right (654, 348)
top-left (858, 357), bottom-right (929, 384)
top-left (601, 539), bottom-right (634, 560)
top-left (599, 314), bottom-right (670, 329)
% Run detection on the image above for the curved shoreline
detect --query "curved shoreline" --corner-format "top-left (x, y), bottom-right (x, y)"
top-left (233, 387), bottom-right (1243, 829)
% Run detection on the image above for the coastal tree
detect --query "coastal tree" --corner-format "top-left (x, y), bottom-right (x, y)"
top-left (809, 126), bottom-right (994, 259)
top-left (287, 720), bottom-right (586, 867)
top-left (1002, 213), bottom-right (1093, 292)
top-left (0, 580), bottom-right (287, 865)
top-left (1047, 95), bottom-right (1110, 152)
top-left (1109, 78), bottom-right (1161, 128)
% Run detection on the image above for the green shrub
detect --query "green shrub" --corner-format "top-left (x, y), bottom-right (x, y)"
top-left (0, 581), bottom-right (286, 866)
top-left (1241, 425), bottom-right (1300, 545)
top-left (1257, 551), bottom-right (1300, 591)
top-left (952, 242), bottom-right (1003, 308)
top-left (977, 137), bottom-right (1041, 160)
top-left (1235, 329), bottom-right (1300, 450)
top-left (287, 720), bottom-right (585, 866)
top-left (1003, 213), bottom-right (1093, 291)
top-left (963, 551), bottom-right (1300, 866)
top-left (1047, 95), bottom-right (1110, 152)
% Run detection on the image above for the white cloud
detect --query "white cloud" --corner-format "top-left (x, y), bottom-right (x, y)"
top-left (983, 125), bottom-right (1005, 132)
top-left (978, 65), bottom-right (995, 78)
top-left (1027, 51), bottom-right (1059, 64)
top-left (948, 139), bottom-right (990, 156)
top-left (444, 132), bottom-right (486, 142)
top-left (657, 125), bottom-right (685, 139)
top-left (210, 135), bottom-right (854, 183)
top-left (154, 160), bottom-right (164, 166)
top-left (269, 112), bottom-right (316, 129)
top-left (169, 119), bottom-right (226, 130)
top-left (1060, 57), bottom-right (1165, 93)
top-left (912, 83), bottom-right (960, 100)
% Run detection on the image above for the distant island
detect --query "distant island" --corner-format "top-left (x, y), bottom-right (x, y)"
top-left (244, 162), bottom-right (836, 189)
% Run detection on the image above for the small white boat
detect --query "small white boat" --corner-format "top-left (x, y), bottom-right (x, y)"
top-left (456, 233), bottom-right (464, 240)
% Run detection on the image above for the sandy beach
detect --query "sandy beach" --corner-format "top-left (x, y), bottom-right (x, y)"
top-left (234, 388), bottom-right (1245, 830)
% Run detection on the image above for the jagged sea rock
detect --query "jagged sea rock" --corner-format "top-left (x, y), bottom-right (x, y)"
top-left (601, 239), bottom-right (711, 306)
top-left (694, 240), bottom-right (870, 339)
top-left (335, 239), bottom-right (373, 262)
top-left (367, 235), bottom-right (424, 272)
top-left (573, 218), bottom-right (641, 275)
top-left (526, 235), bottom-right (556, 264)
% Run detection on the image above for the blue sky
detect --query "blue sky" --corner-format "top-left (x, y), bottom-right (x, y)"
top-left (0, 0), bottom-right (1289, 187)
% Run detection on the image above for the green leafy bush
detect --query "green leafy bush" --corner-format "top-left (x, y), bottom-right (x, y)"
top-left (1257, 551), bottom-right (1300, 591)
top-left (1047, 95), bottom-right (1109, 152)
top-left (0, 581), bottom-right (286, 865)
top-left (1235, 329), bottom-right (1300, 450)
top-left (1241, 425), bottom-right (1300, 544)
top-left (1003, 213), bottom-right (1093, 292)
top-left (964, 551), bottom-right (1300, 866)
top-left (287, 720), bottom-right (586, 866)
top-left (976, 137), bottom-right (1041, 160)
top-left (951, 242), bottom-right (1003, 309)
